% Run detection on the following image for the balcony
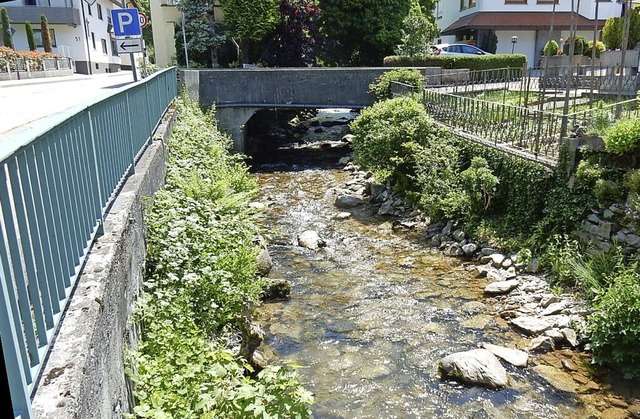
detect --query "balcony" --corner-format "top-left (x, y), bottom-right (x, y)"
top-left (2, 3), bottom-right (80, 26)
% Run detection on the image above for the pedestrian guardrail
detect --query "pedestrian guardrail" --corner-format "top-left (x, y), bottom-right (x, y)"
top-left (0, 67), bottom-right (178, 419)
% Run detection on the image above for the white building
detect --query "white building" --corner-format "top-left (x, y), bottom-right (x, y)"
top-left (1, 0), bottom-right (141, 74)
top-left (435, 0), bottom-right (623, 68)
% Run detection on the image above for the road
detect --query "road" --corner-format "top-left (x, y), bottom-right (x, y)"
top-left (0, 72), bottom-right (136, 142)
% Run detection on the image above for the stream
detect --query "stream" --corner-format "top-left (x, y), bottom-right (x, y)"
top-left (249, 109), bottom-right (637, 419)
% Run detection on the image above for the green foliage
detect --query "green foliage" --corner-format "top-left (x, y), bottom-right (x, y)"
top-left (350, 97), bottom-right (436, 183)
top-left (25, 21), bottom-right (36, 51)
top-left (460, 157), bottom-right (499, 214)
top-left (176, 0), bottom-right (226, 67)
top-left (603, 17), bottom-right (623, 50)
top-left (562, 35), bottom-right (587, 56)
top-left (543, 40), bottom-right (559, 57)
top-left (602, 11), bottom-right (640, 50)
top-left (542, 235), bottom-right (582, 285)
top-left (395, 0), bottom-right (438, 58)
top-left (480, 30), bottom-right (498, 54)
top-left (221, 0), bottom-right (278, 63)
top-left (624, 169), bottom-right (640, 195)
top-left (129, 98), bottom-right (312, 417)
top-left (40, 15), bottom-right (52, 53)
top-left (603, 117), bottom-right (640, 155)
top-left (383, 54), bottom-right (527, 70)
top-left (588, 267), bottom-right (640, 379)
top-left (594, 179), bottom-right (625, 206)
top-left (1, 8), bottom-right (12, 49)
top-left (584, 40), bottom-right (606, 58)
top-left (586, 103), bottom-right (611, 137)
top-left (575, 159), bottom-right (604, 187)
top-left (318, 0), bottom-right (432, 66)
top-left (368, 69), bottom-right (425, 101)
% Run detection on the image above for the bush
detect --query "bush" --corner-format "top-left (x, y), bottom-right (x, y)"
top-left (383, 54), bottom-right (527, 70)
top-left (584, 40), bottom-right (606, 58)
top-left (575, 159), bottom-right (604, 187)
top-left (369, 69), bottom-right (425, 101)
top-left (350, 97), bottom-right (437, 183)
top-left (0, 46), bottom-right (61, 71)
top-left (460, 156), bottom-right (499, 214)
top-left (588, 267), bottom-right (640, 379)
top-left (562, 35), bottom-right (588, 55)
top-left (603, 117), bottom-right (640, 155)
top-left (624, 169), bottom-right (640, 195)
top-left (543, 40), bottom-right (559, 57)
top-left (594, 179), bottom-right (625, 206)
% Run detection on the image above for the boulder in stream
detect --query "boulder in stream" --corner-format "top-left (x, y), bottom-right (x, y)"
top-left (297, 230), bottom-right (325, 250)
top-left (480, 343), bottom-right (529, 368)
top-left (484, 279), bottom-right (519, 295)
top-left (256, 248), bottom-right (273, 276)
top-left (335, 194), bottom-right (365, 208)
top-left (511, 316), bottom-right (552, 336)
top-left (261, 279), bottom-right (292, 302)
top-left (439, 349), bottom-right (508, 389)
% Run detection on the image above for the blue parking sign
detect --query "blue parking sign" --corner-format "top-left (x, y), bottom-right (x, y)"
top-left (111, 9), bottom-right (142, 37)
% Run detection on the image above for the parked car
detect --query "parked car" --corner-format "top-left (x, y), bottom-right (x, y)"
top-left (431, 43), bottom-right (492, 56)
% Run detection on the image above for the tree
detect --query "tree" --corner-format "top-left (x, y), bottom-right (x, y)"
top-left (481, 30), bottom-right (498, 54)
top-left (220, 0), bottom-right (278, 64)
top-left (175, 0), bottom-right (226, 67)
top-left (260, 0), bottom-right (322, 67)
top-left (40, 14), bottom-right (52, 53)
top-left (395, 0), bottom-right (438, 57)
top-left (25, 21), bottom-right (37, 51)
top-left (602, 10), bottom-right (640, 50)
top-left (1, 7), bottom-right (12, 49)
top-left (318, 0), bottom-right (436, 66)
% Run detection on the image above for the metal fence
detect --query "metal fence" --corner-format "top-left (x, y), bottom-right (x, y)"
top-left (0, 67), bottom-right (177, 419)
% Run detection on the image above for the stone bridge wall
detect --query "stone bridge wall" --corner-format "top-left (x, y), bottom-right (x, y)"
top-left (181, 68), bottom-right (427, 150)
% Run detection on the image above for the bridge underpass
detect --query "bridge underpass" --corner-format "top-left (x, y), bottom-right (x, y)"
top-left (180, 68), bottom-right (410, 151)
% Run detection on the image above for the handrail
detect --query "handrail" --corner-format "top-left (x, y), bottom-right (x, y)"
top-left (0, 67), bottom-right (178, 419)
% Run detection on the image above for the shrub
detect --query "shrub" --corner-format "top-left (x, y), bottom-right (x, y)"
top-left (40, 14), bottom-right (52, 53)
top-left (543, 40), bottom-right (559, 57)
top-left (575, 159), bottom-right (604, 187)
top-left (624, 169), bottom-right (640, 195)
top-left (350, 97), bottom-right (436, 183)
top-left (584, 40), bottom-right (606, 58)
top-left (25, 21), bottom-right (36, 51)
top-left (0, 46), bottom-right (61, 71)
top-left (460, 156), bottom-right (499, 214)
top-left (562, 35), bottom-right (588, 55)
top-left (383, 54), bottom-right (527, 70)
top-left (603, 118), bottom-right (640, 155)
top-left (1, 7), bottom-right (12, 50)
top-left (480, 30), bottom-right (498, 54)
top-left (594, 179), bottom-right (625, 206)
top-left (588, 267), bottom-right (640, 379)
top-left (369, 69), bottom-right (425, 101)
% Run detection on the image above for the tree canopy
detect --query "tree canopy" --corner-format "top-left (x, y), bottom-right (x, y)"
top-left (176, 0), bottom-right (225, 67)
top-left (220, 0), bottom-right (278, 63)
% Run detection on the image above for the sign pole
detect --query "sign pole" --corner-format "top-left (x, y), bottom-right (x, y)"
top-left (121, 0), bottom-right (138, 82)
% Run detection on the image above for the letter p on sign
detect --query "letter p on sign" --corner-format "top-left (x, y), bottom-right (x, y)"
top-left (111, 9), bottom-right (142, 37)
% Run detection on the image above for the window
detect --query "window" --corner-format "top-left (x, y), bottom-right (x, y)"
top-left (91, 32), bottom-right (96, 49)
top-left (101, 38), bottom-right (108, 54)
top-left (505, 0), bottom-right (527, 3)
top-left (87, 3), bottom-right (92, 15)
top-left (460, 0), bottom-right (477, 10)
top-left (33, 29), bottom-right (57, 48)
top-left (97, 4), bottom-right (103, 20)
top-left (111, 38), bottom-right (119, 56)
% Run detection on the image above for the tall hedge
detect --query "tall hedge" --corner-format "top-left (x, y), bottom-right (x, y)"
top-left (1, 7), bottom-right (12, 49)
top-left (383, 54), bottom-right (527, 70)
top-left (40, 14), bottom-right (52, 53)
top-left (25, 21), bottom-right (36, 51)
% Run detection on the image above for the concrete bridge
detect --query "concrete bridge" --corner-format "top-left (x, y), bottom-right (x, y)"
top-left (181, 68), bottom-right (413, 150)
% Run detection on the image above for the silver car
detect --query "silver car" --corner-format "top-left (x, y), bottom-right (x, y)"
top-left (431, 43), bottom-right (492, 56)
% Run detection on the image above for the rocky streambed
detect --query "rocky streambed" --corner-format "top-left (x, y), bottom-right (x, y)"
top-left (248, 109), bottom-right (640, 419)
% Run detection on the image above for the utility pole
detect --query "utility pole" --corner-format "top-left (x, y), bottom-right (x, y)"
top-left (561, 0), bottom-right (580, 140)
top-left (589, 0), bottom-right (600, 106)
top-left (181, 10), bottom-right (189, 68)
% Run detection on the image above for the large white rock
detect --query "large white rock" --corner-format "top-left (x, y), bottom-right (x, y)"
top-left (439, 349), bottom-right (508, 389)
top-left (480, 343), bottom-right (529, 368)
top-left (484, 280), bottom-right (519, 295)
top-left (334, 194), bottom-right (364, 208)
top-left (297, 230), bottom-right (323, 250)
top-left (511, 316), bottom-right (552, 336)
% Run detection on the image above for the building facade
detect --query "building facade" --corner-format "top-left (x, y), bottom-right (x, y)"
top-left (435, 0), bottom-right (623, 68)
top-left (1, 0), bottom-right (142, 74)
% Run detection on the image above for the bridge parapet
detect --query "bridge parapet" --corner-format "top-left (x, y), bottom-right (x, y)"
top-left (181, 68), bottom-right (428, 150)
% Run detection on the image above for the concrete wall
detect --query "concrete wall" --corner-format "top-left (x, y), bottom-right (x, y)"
top-left (30, 111), bottom-right (174, 419)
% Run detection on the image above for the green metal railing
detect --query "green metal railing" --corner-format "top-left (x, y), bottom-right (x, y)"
top-left (0, 67), bottom-right (177, 419)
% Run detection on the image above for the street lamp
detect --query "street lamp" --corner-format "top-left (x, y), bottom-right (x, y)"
top-left (511, 36), bottom-right (518, 53)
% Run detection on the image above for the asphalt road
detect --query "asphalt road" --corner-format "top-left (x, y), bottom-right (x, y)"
top-left (0, 72), bottom-right (137, 142)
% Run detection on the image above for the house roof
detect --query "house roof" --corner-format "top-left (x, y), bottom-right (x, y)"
top-left (441, 12), bottom-right (607, 35)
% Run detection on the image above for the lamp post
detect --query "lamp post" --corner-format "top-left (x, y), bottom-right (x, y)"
top-left (511, 36), bottom-right (518, 53)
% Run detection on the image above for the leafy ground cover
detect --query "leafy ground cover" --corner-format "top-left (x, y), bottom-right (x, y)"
top-left (126, 98), bottom-right (313, 418)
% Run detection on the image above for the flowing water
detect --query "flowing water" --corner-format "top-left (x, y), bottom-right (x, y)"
top-left (249, 110), bottom-right (626, 419)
